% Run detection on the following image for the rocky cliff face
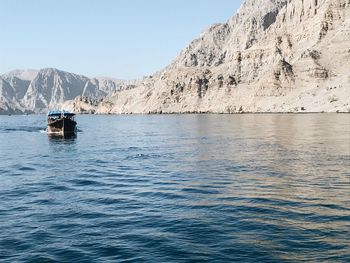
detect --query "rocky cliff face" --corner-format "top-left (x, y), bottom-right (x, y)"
top-left (65, 0), bottom-right (348, 114)
top-left (0, 68), bottom-right (125, 114)
top-left (1, 0), bottom-right (350, 114)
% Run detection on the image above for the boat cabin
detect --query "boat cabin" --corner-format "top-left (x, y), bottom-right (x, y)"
top-left (48, 111), bottom-right (76, 121)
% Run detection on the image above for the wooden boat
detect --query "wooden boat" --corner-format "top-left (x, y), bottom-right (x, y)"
top-left (47, 110), bottom-right (77, 136)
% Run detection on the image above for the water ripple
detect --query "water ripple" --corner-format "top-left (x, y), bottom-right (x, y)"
top-left (0, 114), bottom-right (349, 262)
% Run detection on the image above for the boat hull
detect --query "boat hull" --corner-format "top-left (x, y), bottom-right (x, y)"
top-left (47, 118), bottom-right (77, 136)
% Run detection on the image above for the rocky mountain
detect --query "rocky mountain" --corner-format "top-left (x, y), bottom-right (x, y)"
top-left (3, 69), bottom-right (39, 81)
top-left (1, 0), bottom-right (350, 114)
top-left (0, 68), bottom-right (127, 114)
top-left (64, 0), bottom-right (349, 114)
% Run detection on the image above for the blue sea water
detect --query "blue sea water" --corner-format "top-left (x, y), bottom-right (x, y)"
top-left (0, 114), bottom-right (349, 262)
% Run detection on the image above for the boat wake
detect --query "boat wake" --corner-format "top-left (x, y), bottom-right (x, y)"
top-left (40, 128), bottom-right (82, 134)
top-left (1, 126), bottom-right (44, 133)
top-left (0, 125), bottom-right (81, 134)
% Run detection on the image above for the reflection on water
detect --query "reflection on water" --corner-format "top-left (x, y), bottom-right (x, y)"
top-left (47, 134), bottom-right (78, 158)
top-left (0, 114), bottom-right (349, 262)
top-left (48, 134), bottom-right (77, 142)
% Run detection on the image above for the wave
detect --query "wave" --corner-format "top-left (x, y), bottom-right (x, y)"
top-left (1, 126), bottom-right (45, 133)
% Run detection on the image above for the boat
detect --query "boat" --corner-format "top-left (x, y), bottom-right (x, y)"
top-left (47, 110), bottom-right (77, 136)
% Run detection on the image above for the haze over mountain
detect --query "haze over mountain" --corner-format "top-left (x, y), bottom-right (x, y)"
top-left (1, 0), bottom-right (349, 114)
top-left (0, 68), bottom-right (131, 114)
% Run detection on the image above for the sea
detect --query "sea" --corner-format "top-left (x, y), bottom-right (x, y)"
top-left (0, 114), bottom-right (349, 262)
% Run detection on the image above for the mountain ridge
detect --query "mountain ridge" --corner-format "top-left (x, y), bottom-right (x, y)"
top-left (1, 0), bottom-right (349, 114)
top-left (0, 68), bottom-right (133, 114)
top-left (87, 0), bottom-right (347, 114)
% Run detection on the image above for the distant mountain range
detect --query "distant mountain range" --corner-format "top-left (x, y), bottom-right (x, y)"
top-left (1, 0), bottom-right (349, 114)
top-left (0, 68), bottom-right (132, 114)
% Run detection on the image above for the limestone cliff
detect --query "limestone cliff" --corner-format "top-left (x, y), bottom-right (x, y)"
top-left (1, 0), bottom-right (350, 114)
top-left (66, 0), bottom-right (349, 114)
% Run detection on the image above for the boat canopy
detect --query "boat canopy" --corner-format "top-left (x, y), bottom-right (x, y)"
top-left (48, 110), bottom-right (75, 117)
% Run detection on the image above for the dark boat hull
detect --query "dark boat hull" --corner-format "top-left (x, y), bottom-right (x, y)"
top-left (47, 118), bottom-right (77, 136)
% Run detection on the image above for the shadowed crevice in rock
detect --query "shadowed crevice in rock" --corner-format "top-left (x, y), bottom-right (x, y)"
top-left (262, 10), bottom-right (279, 30)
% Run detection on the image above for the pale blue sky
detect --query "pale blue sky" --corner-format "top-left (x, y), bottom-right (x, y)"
top-left (0, 0), bottom-right (242, 79)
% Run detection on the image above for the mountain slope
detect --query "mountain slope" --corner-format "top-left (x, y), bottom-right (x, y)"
top-left (2, 69), bottom-right (39, 81)
top-left (67, 0), bottom-right (348, 114)
top-left (0, 68), bottom-right (126, 114)
top-left (1, 0), bottom-right (349, 114)
top-left (0, 77), bottom-right (28, 114)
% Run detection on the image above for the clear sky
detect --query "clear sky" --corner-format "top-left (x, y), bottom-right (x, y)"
top-left (0, 0), bottom-right (242, 79)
